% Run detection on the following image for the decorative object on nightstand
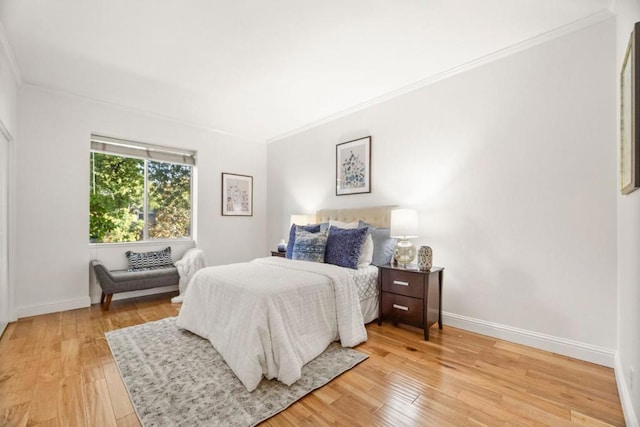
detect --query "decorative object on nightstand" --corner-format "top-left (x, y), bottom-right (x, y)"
top-left (270, 251), bottom-right (286, 258)
top-left (377, 264), bottom-right (444, 340)
top-left (277, 239), bottom-right (286, 252)
top-left (390, 208), bottom-right (418, 267)
top-left (417, 246), bottom-right (432, 271)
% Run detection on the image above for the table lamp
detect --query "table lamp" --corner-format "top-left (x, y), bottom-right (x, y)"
top-left (390, 208), bottom-right (418, 267)
top-left (289, 214), bottom-right (310, 227)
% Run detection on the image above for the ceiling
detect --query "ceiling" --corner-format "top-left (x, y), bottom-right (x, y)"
top-left (0, 0), bottom-right (612, 142)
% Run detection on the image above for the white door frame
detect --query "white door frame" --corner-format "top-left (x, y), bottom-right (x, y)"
top-left (0, 119), bottom-right (14, 337)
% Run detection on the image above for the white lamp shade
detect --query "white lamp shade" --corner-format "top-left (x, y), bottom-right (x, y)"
top-left (390, 209), bottom-right (418, 238)
top-left (290, 214), bottom-right (310, 227)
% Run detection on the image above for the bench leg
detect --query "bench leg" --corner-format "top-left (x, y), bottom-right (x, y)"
top-left (104, 294), bottom-right (113, 311)
top-left (100, 292), bottom-right (106, 304)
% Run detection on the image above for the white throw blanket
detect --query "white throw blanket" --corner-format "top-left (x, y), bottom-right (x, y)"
top-left (176, 257), bottom-right (366, 391)
top-left (171, 248), bottom-right (207, 303)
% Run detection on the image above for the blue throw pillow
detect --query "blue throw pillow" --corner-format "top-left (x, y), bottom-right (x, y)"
top-left (325, 226), bottom-right (369, 269)
top-left (292, 229), bottom-right (328, 263)
top-left (359, 221), bottom-right (397, 266)
top-left (286, 224), bottom-right (321, 259)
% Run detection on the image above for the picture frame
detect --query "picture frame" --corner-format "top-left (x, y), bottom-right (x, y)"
top-left (620, 22), bottom-right (640, 195)
top-left (221, 173), bottom-right (253, 216)
top-left (336, 136), bottom-right (371, 196)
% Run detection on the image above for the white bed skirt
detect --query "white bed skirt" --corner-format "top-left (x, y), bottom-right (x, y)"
top-left (361, 295), bottom-right (379, 324)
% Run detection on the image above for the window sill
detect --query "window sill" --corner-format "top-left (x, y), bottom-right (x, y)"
top-left (89, 238), bottom-right (195, 248)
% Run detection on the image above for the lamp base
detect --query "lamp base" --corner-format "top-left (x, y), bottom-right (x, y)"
top-left (394, 239), bottom-right (416, 267)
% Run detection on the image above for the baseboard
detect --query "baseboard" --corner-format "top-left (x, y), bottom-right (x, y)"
top-left (16, 296), bottom-right (91, 318)
top-left (615, 353), bottom-right (639, 427)
top-left (15, 285), bottom-right (179, 319)
top-left (442, 312), bottom-right (615, 367)
top-left (89, 285), bottom-right (179, 305)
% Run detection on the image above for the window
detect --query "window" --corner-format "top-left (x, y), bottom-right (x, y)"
top-left (89, 135), bottom-right (195, 243)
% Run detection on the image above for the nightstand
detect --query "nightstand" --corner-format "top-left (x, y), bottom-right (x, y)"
top-left (377, 265), bottom-right (444, 340)
top-left (270, 251), bottom-right (286, 258)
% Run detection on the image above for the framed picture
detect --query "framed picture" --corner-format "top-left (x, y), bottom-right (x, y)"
top-left (221, 173), bottom-right (253, 216)
top-left (336, 136), bottom-right (371, 196)
top-left (620, 22), bottom-right (640, 195)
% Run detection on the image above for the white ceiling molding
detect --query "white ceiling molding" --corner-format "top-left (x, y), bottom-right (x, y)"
top-left (268, 8), bottom-right (614, 143)
top-left (0, 119), bottom-right (11, 143)
top-left (21, 83), bottom-right (264, 144)
top-left (1, 1), bottom-right (612, 142)
top-left (0, 21), bottom-right (21, 85)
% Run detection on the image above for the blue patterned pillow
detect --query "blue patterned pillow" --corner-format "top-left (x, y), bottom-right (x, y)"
top-left (292, 229), bottom-right (328, 263)
top-left (126, 247), bottom-right (172, 271)
top-left (359, 221), bottom-right (396, 266)
top-left (286, 224), bottom-right (321, 259)
top-left (325, 226), bottom-right (368, 269)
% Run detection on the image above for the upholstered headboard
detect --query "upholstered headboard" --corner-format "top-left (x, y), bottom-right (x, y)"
top-left (314, 206), bottom-right (395, 228)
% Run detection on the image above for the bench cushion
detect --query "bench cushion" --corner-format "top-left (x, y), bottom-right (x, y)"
top-left (92, 260), bottom-right (179, 294)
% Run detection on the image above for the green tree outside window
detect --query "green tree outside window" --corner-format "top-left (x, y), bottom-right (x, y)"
top-left (90, 152), bottom-right (192, 243)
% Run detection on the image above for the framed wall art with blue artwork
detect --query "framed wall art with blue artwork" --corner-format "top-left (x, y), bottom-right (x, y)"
top-left (336, 136), bottom-right (371, 196)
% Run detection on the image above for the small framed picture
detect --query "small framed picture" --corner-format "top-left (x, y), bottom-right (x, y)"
top-left (221, 173), bottom-right (253, 216)
top-left (336, 136), bottom-right (371, 196)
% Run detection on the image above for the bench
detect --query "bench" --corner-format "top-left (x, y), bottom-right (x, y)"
top-left (91, 260), bottom-right (180, 310)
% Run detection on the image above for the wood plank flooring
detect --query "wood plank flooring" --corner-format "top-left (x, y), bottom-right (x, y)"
top-left (0, 292), bottom-right (625, 426)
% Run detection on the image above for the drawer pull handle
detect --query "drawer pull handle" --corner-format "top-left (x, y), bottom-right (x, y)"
top-left (393, 304), bottom-right (409, 311)
top-left (393, 280), bottom-right (409, 286)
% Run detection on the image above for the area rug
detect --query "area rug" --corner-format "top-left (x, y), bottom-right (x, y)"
top-left (105, 317), bottom-right (368, 427)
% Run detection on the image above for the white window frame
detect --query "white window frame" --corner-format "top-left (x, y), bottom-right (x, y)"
top-left (90, 134), bottom-right (196, 244)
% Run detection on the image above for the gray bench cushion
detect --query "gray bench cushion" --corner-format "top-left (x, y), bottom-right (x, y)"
top-left (92, 260), bottom-right (179, 295)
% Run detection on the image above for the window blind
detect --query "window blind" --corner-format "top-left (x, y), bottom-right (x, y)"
top-left (90, 134), bottom-right (196, 166)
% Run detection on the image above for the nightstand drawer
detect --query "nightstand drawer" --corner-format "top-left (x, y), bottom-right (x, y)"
top-left (381, 293), bottom-right (423, 326)
top-left (381, 269), bottom-right (424, 298)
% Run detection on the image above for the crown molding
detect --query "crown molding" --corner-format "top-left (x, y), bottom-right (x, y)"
top-left (21, 82), bottom-right (264, 144)
top-left (267, 8), bottom-right (615, 143)
top-left (0, 21), bottom-right (21, 84)
top-left (0, 119), bottom-right (11, 142)
top-left (608, 0), bottom-right (619, 14)
top-left (3, 15), bottom-right (259, 143)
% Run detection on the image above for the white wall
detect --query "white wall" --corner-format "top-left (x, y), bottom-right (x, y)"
top-left (615, 2), bottom-right (640, 426)
top-left (15, 85), bottom-right (267, 317)
top-left (268, 20), bottom-right (617, 365)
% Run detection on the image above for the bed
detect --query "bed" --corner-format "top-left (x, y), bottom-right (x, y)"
top-left (176, 206), bottom-right (394, 391)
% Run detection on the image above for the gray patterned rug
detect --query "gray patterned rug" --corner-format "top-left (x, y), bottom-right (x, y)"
top-left (105, 317), bottom-right (368, 427)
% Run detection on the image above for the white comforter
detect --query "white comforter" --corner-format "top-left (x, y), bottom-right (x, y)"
top-left (176, 256), bottom-right (367, 391)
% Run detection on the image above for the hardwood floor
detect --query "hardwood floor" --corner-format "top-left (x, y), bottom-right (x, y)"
top-left (0, 292), bottom-right (625, 426)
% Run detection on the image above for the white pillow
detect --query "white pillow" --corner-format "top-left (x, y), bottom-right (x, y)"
top-left (328, 220), bottom-right (373, 268)
top-left (329, 219), bottom-right (358, 229)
